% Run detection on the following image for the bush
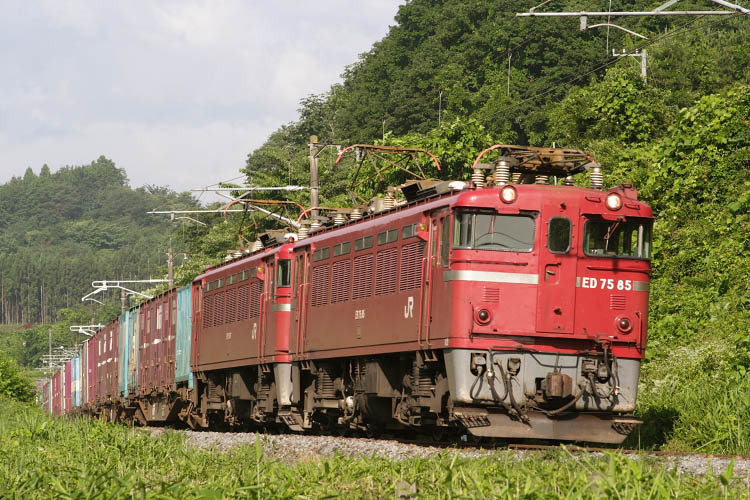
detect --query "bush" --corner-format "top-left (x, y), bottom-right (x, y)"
top-left (0, 352), bottom-right (36, 403)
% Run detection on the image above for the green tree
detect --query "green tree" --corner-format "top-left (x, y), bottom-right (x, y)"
top-left (0, 352), bottom-right (35, 403)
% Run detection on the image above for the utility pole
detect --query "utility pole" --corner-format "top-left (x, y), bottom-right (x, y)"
top-left (309, 136), bottom-right (320, 220)
top-left (308, 137), bottom-right (343, 222)
top-left (517, 0), bottom-right (748, 72)
top-left (612, 48), bottom-right (647, 82)
top-left (121, 288), bottom-right (128, 313)
top-left (167, 246), bottom-right (174, 289)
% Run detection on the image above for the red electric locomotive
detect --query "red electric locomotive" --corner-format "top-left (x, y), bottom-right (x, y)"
top-left (187, 145), bottom-right (652, 443)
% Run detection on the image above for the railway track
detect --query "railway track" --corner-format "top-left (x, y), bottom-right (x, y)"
top-left (145, 426), bottom-right (750, 477)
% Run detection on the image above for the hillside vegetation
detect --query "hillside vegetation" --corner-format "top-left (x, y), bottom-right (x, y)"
top-left (0, 157), bottom-right (205, 368)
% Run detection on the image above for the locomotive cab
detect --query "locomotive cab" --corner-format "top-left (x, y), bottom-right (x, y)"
top-left (442, 147), bottom-right (652, 443)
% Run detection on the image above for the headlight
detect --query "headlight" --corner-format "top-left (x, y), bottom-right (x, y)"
top-left (475, 308), bottom-right (492, 325)
top-left (500, 185), bottom-right (517, 204)
top-left (606, 192), bottom-right (622, 211)
top-left (616, 316), bottom-right (632, 334)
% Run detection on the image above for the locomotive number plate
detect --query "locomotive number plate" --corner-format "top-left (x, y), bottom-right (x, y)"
top-left (580, 277), bottom-right (632, 291)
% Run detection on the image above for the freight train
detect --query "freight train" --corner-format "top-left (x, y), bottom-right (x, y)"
top-left (41, 145), bottom-right (653, 443)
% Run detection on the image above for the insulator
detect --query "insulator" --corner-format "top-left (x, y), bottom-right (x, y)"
top-left (252, 240), bottom-right (263, 252)
top-left (564, 175), bottom-right (575, 186)
top-left (298, 226), bottom-right (309, 240)
top-left (311, 220), bottom-right (322, 230)
top-left (350, 208), bottom-right (362, 220)
top-left (494, 159), bottom-right (511, 186)
top-left (535, 175), bottom-right (549, 185)
top-left (224, 254), bottom-right (232, 262)
top-left (591, 165), bottom-right (603, 190)
top-left (233, 251), bottom-right (242, 258)
top-left (383, 191), bottom-right (395, 210)
top-left (333, 213), bottom-right (347, 225)
top-left (512, 173), bottom-right (521, 183)
top-left (472, 168), bottom-right (485, 187)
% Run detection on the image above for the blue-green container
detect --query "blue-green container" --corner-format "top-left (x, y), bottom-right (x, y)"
top-left (72, 354), bottom-right (81, 407)
top-left (128, 306), bottom-right (140, 395)
top-left (119, 311), bottom-right (130, 397)
top-left (176, 286), bottom-right (193, 388)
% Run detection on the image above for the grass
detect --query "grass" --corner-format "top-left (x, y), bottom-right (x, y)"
top-left (1, 398), bottom-right (747, 499)
top-left (629, 331), bottom-right (750, 455)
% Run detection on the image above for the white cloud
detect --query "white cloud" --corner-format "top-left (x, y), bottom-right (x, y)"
top-left (0, 1), bottom-right (402, 196)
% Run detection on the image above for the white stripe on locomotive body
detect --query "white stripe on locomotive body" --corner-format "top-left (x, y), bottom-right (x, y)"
top-left (444, 269), bottom-right (540, 285)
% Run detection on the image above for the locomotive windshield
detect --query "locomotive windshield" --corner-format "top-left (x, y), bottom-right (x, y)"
top-left (583, 218), bottom-right (652, 259)
top-left (453, 210), bottom-right (535, 252)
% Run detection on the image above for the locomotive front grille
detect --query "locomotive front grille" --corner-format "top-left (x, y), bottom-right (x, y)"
top-left (482, 287), bottom-right (500, 303)
top-left (610, 295), bottom-right (626, 310)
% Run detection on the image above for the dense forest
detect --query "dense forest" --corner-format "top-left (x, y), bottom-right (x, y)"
top-left (0, 157), bottom-right (204, 325)
top-left (1, 0), bottom-right (748, 452)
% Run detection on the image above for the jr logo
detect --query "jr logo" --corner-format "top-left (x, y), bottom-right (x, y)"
top-left (404, 296), bottom-right (414, 318)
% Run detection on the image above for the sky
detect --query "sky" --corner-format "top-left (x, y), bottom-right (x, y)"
top-left (0, 0), bottom-right (403, 198)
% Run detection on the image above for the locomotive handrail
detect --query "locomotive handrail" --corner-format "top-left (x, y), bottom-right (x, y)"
top-left (295, 282), bottom-right (307, 355)
top-left (426, 255), bottom-right (436, 346)
top-left (417, 256), bottom-right (428, 346)
top-left (259, 291), bottom-right (267, 360)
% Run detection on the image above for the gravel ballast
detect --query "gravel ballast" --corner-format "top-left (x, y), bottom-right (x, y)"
top-left (147, 428), bottom-right (750, 477)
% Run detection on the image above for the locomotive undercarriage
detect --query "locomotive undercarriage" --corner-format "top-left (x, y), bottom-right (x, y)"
top-left (184, 347), bottom-right (640, 443)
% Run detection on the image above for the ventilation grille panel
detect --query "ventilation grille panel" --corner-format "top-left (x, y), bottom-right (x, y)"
top-left (400, 241), bottom-right (425, 291)
top-left (352, 254), bottom-right (373, 300)
top-left (331, 260), bottom-right (351, 303)
top-left (226, 287), bottom-right (237, 324)
top-left (217, 292), bottom-right (226, 327)
top-left (249, 280), bottom-right (263, 318)
top-left (375, 247), bottom-right (398, 296)
top-left (482, 287), bottom-right (500, 303)
top-left (203, 295), bottom-right (214, 329)
top-left (311, 265), bottom-right (330, 307)
top-left (237, 284), bottom-right (249, 321)
top-left (610, 295), bottom-right (626, 310)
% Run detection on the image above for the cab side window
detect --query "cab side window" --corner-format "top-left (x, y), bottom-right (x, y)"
top-left (548, 217), bottom-right (572, 254)
top-left (440, 216), bottom-right (450, 266)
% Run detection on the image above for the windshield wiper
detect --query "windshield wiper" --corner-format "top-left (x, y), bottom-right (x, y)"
top-left (603, 219), bottom-right (622, 253)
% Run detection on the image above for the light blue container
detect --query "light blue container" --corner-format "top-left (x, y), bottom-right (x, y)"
top-left (72, 354), bottom-right (81, 407)
top-left (176, 286), bottom-right (194, 388)
top-left (119, 311), bottom-right (130, 397)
